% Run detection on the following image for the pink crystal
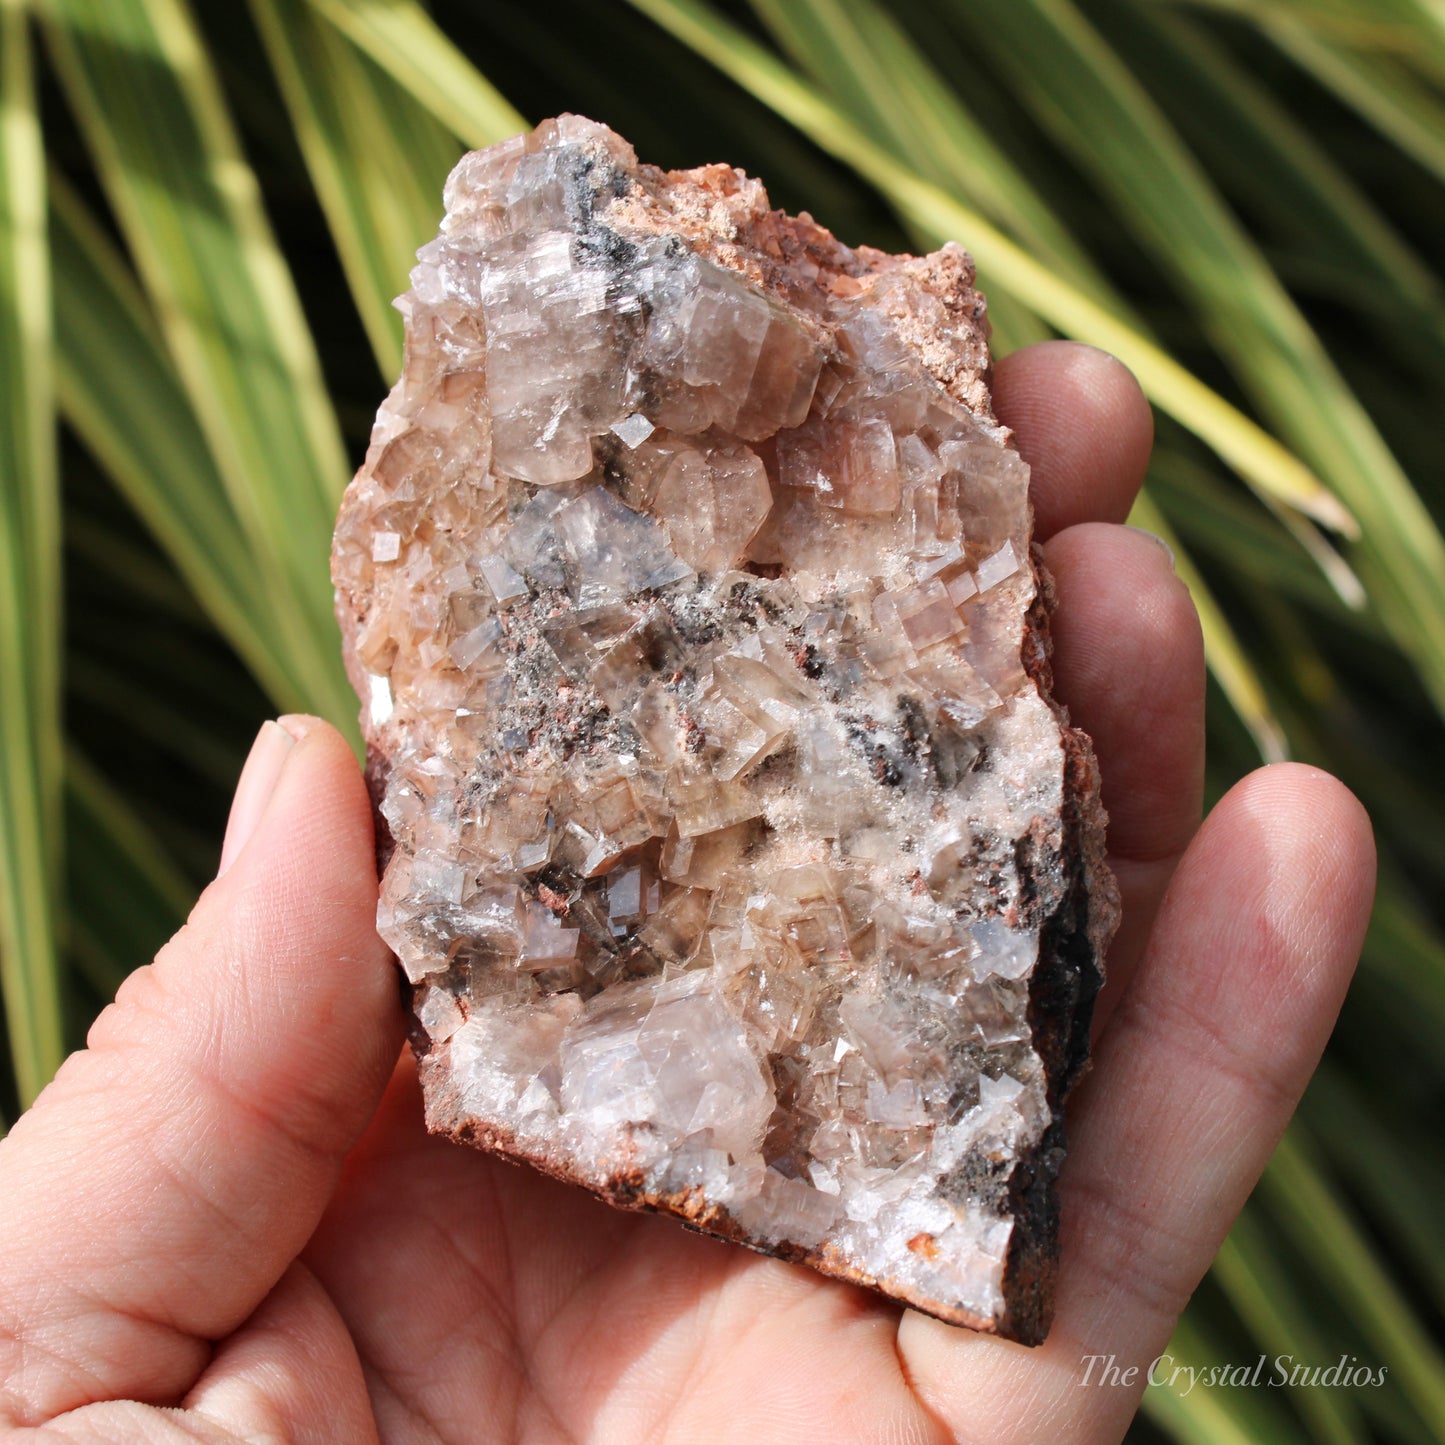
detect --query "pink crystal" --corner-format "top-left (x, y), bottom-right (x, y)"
top-left (333, 115), bottom-right (1117, 1344)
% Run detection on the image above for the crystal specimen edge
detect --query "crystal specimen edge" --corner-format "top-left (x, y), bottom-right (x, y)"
top-left (333, 114), bottom-right (1119, 1345)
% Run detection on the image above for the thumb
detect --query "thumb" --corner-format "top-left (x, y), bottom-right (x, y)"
top-left (0, 716), bottom-right (403, 1427)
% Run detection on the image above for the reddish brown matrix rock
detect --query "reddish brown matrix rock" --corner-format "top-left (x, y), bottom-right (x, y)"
top-left (332, 114), bottom-right (1117, 1344)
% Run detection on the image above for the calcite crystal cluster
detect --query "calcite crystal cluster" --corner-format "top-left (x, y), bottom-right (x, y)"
top-left (332, 116), bottom-right (1116, 1343)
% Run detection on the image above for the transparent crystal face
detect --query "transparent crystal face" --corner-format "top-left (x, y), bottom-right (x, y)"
top-left (333, 116), bottom-right (1106, 1334)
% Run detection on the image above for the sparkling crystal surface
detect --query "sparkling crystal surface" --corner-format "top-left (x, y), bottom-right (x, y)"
top-left (332, 115), bottom-right (1117, 1344)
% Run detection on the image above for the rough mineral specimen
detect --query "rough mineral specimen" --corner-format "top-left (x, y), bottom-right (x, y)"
top-left (332, 115), bottom-right (1117, 1344)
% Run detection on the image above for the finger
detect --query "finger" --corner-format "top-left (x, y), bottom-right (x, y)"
top-left (0, 718), bottom-right (404, 1425)
top-left (182, 1263), bottom-right (377, 1445)
top-left (993, 341), bottom-right (1154, 539)
top-left (1041, 522), bottom-right (1206, 1008)
top-left (218, 719), bottom-right (294, 876)
top-left (305, 1056), bottom-right (933, 1443)
top-left (898, 764), bottom-right (1375, 1443)
top-left (301, 1054), bottom-right (620, 1436)
top-left (28, 1265), bottom-right (376, 1444)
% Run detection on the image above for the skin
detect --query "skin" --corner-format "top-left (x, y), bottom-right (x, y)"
top-left (0, 342), bottom-right (1375, 1444)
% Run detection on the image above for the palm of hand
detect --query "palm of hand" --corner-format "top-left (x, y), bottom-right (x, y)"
top-left (313, 1062), bottom-right (929, 1441)
top-left (0, 345), bottom-right (1373, 1445)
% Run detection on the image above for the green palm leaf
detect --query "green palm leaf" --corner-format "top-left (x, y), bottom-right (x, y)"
top-left (65, 748), bottom-right (193, 1002)
top-left (1261, 1127), bottom-right (1445, 1436)
top-left (1140, 1315), bottom-right (1300, 1443)
top-left (42, 0), bottom-right (358, 730)
top-left (1130, 491), bottom-right (1287, 763)
top-left (1212, 1203), bottom-right (1368, 1445)
top-left (940, 0), bottom-right (1445, 723)
top-left (250, 0), bottom-right (460, 379)
top-left (302, 0), bottom-right (524, 149)
top-left (49, 173), bottom-right (300, 706)
top-left (0, 0), bottom-right (64, 1107)
top-left (1111, 1), bottom-right (1443, 332)
top-left (1265, 22), bottom-right (1445, 184)
top-left (745, 0), bottom-right (1109, 352)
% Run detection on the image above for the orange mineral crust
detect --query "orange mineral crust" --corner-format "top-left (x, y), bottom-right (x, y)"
top-left (332, 115), bottom-right (1117, 1344)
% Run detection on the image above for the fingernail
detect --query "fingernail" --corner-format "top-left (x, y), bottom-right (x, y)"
top-left (1126, 525), bottom-right (1176, 570)
top-left (218, 721), bottom-right (297, 877)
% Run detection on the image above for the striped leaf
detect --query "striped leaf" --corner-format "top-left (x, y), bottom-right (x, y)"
top-left (940, 0), bottom-right (1445, 722)
top-left (1261, 1127), bottom-right (1445, 1437)
top-left (1212, 1203), bottom-right (1368, 1445)
top-left (301, 0), bottom-right (525, 149)
top-left (1130, 490), bottom-right (1288, 763)
top-left (65, 749), bottom-right (194, 1002)
top-left (0, 0), bottom-right (64, 1105)
top-left (42, 0), bottom-right (358, 730)
top-left (48, 173), bottom-right (301, 707)
top-left (251, 0), bottom-right (460, 378)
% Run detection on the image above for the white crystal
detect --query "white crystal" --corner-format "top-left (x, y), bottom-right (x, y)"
top-left (611, 412), bottom-right (656, 448)
top-left (368, 673), bottom-right (393, 726)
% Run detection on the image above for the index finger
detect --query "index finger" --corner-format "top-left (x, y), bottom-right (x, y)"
top-left (898, 765), bottom-right (1375, 1442)
top-left (994, 340), bottom-right (1155, 538)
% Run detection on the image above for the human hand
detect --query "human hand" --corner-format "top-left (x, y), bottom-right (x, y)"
top-left (0, 342), bottom-right (1375, 1444)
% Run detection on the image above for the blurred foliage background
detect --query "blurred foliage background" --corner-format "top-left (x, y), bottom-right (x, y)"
top-left (1, 0), bottom-right (1442, 1438)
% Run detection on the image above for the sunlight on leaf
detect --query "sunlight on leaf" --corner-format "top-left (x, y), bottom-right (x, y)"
top-left (0, 0), bottom-right (65, 1105)
top-left (43, 0), bottom-right (359, 731)
top-left (303, 0), bottom-right (526, 148)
